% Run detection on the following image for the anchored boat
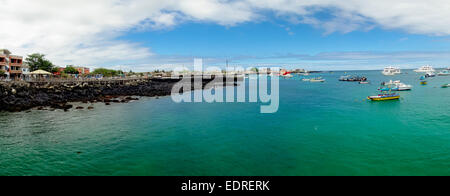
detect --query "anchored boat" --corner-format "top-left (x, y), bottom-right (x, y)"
top-left (368, 93), bottom-right (400, 101)
top-left (339, 75), bottom-right (368, 82)
top-left (382, 66), bottom-right (401, 76)
top-left (442, 84), bottom-right (450, 88)
top-left (438, 70), bottom-right (450, 76)
top-left (380, 84), bottom-right (412, 91)
top-left (310, 77), bottom-right (325, 82)
top-left (420, 76), bottom-right (427, 85)
top-left (425, 72), bottom-right (436, 78)
top-left (414, 65), bottom-right (435, 73)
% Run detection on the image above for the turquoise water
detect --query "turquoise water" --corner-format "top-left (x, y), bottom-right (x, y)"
top-left (1, 70), bottom-right (450, 176)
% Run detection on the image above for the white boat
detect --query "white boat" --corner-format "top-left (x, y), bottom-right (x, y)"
top-left (282, 74), bottom-right (294, 78)
top-left (425, 72), bottom-right (436, 77)
top-left (382, 80), bottom-right (401, 86)
top-left (438, 70), bottom-right (450, 76)
top-left (395, 83), bottom-right (413, 91)
top-left (382, 66), bottom-right (401, 75)
top-left (414, 65), bottom-right (435, 73)
top-left (302, 78), bottom-right (311, 82)
top-left (310, 78), bottom-right (325, 82)
top-left (381, 80), bottom-right (412, 91)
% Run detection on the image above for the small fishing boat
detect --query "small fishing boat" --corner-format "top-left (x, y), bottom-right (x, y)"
top-left (359, 81), bottom-right (370, 84)
top-left (438, 70), bottom-right (450, 76)
top-left (396, 83), bottom-right (413, 91)
top-left (283, 74), bottom-right (294, 78)
top-left (442, 84), bottom-right (450, 88)
top-left (310, 78), bottom-right (325, 82)
top-left (420, 76), bottom-right (427, 85)
top-left (339, 75), bottom-right (368, 82)
top-left (381, 80), bottom-right (401, 86)
top-left (425, 72), bottom-right (436, 78)
top-left (368, 93), bottom-right (400, 101)
top-left (380, 83), bottom-right (412, 91)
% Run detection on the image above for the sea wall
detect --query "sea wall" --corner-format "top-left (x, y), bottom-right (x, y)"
top-left (0, 77), bottom-right (234, 112)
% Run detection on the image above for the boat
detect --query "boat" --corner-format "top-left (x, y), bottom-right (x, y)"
top-left (283, 74), bottom-right (294, 78)
top-left (380, 83), bottom-right (412, 91)
top-left (339, 75), bottom-right (368, 82)
top-left (310, 78), bottom-right (325, 83)
top-left (302, 78), bottom-right (311, 82)
top-left (382, 66), bottom-right (401, 76)
top-left (381, 80), bottom-right (401, 86)
top-left (438, 70), bottom-right (450, 76)
top-left (414, 65), bottom-right (435, 73)
top-left (442, 84), bottom-right (450, 88)
top-left (368, 92), bottom-right (400, 101)
top-left (396, 83), bottom-right (413, 91)
top-left (425, 72), bottom-right (436, 78)
top-left (359, 81), bottom-right (370, 84)
top-left (420, 76), bottom-right (427, 85)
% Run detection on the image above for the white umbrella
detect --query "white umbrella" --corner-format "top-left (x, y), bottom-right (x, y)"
top-left (31, 70), bottom-right (52, 75)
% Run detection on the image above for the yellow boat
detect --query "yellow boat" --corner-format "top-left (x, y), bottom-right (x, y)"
top-left (368, 93), bottom-right (400, 101)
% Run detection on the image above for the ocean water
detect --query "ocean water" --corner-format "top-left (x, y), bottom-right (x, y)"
top-left (1, 70), bottom-right (450, 176)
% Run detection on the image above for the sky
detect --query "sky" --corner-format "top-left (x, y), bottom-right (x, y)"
top-left (1, 0), bottom-right (450, 71)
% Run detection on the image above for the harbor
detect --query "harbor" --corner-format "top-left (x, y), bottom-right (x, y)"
top-left (1, 69), bottom-right (450, 176)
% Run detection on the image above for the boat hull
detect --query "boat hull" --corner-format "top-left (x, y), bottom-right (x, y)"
top-left (368, 95), bottom-right (400, 101)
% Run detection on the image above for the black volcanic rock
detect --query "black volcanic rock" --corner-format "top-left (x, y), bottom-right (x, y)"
top-left (0, 77), bottom-right (233, 112)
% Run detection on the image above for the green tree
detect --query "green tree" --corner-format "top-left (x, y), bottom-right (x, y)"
top-left (92, 68), bottom-right (122, 77)
top-left (63, 66), bottom-right (79, 74)
top-left (25, 53), bottom-right (54, 72)
top-left (51, 67), bottom-right (60, 74)
top-left (0, 69), bottom-right (5, 76)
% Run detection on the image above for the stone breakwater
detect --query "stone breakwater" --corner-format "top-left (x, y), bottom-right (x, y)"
top-left (0, 77), bottom-right (236, 112)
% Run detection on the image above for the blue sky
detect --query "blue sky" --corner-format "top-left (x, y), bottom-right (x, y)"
top-left (2, 0), bottom-right (450, 71)
top-left (119, 20), bottom-right (450, 70)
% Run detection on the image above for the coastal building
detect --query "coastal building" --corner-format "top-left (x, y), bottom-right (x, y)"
top-left (75, 67), bottom-right (90, 75)
top-left (56, 66), bottom-right (90, 75)
top-left (0, 49), bottom-right (23, 79)
top-left (22, 64), bottom-right (30, 74)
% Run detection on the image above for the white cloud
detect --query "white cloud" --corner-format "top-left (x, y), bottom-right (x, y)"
top-left (1, 0), bottom-right (450, 70)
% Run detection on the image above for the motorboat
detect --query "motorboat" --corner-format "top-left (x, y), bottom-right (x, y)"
top-left (302, 78), bottom-right (311, 82)
top-left (380, 81), bottom-right (412, 91)
top-left (438, 70), bottom-right (450, 76)
top-left (396, 83), bottom-right (413, 91)
top-left (414, 65), bottom-right (435, 73)
top-left (382, 66), bottom-right (401, 76)
top-left (368, 93), bottom-right (400, 101)
top-left (420, 76), bottom-right (427, 85)
top-left (310, 78), bottom-right (325, 83)
top-left (339, 75), bottom-right (368, 82)
top-left (380, 83), bottom-right (412, 91)
top-left (359, 81), bottom-right (370, 84)
top-left (442, 84), bottom-right (450, 88)
top-left (381, 80), bottom-right (401, 86)
top-left (283, 74), bottom-right (294, 78)
top-left (425, 72), bottom-right (436, 78)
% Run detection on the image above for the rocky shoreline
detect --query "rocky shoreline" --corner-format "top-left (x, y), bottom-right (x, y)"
top-left (0, 77), bottom-right (233, 112)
